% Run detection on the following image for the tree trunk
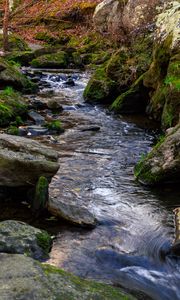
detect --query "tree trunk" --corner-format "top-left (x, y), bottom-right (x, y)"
top-left (3, 0), bottom-right (10, 52)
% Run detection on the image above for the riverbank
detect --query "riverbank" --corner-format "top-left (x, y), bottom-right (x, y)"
top-left (0, 0), bottom-right (179, 299)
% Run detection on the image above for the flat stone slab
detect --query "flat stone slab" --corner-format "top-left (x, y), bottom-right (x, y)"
top-left (0, 134), bottom-right (59, 187)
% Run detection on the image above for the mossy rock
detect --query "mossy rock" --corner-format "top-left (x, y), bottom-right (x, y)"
top-left (82, 51), bottom-right (111, 66)
top-left (0, 220), bottom-right (52, 260)
top-left (32, 176), bottom-right (49, 212)
top-left (7, 51), bottom-right (35, 66)
top-left (0, 57), bottom-right (36, 92)
top-left (111, 75), bottom-right (150, 114)
top-left (0, 87), bottom-right (27, 126)
top-left (130, 34), bottom-right (153, 75)
top-left (145, 52), bottom-right (180, 129)
top-left (0, 34), bottom-right (30, 51)
top-left (106, 49), bottom-right (133, 92)
top-left (0, 253), bottom-right (136, 300)
top-left (134, 123), bottom-right (180, 185)
top-left (83, 66), bottom-right (116, 103)
top-left (31, 51), bottom-right (68, 68)
top-left (143, 35), bottom-right (172, 90)
top-left (35, 31), bottom-right (70, 46)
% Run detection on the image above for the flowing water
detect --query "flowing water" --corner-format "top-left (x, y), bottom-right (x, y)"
top-left (3, 70), bottom-right (180, 300)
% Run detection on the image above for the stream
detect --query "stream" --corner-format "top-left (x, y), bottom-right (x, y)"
top-left (2, 69), bottom-right (180, 300)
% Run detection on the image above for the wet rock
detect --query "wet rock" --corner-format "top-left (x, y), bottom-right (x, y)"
top-left (134, 123), bottom-right (180, 185)
top-left (0, 220), bottom-right (52, 260)
top-left (62, 105), bottom-right (76, 111)
top-left (48, 197), bottom-right (97, 227)
top-left (80, 125), bottom-right (101, 132)
top-left (28, 111), bottom-right (45, 125)
top-left (64, 77), bottom-right (75, 86)
top-left (27, 125), bottom-right (49, 136)
top-left (47, 99), bottom-right (64, 111)
top-left (171, 242), bottom-right (180, 256)
top-left (31, 99), bottom-right (47, 110)
top-left (0, 134), bottom-right (59, 187)
top-left (0, 253), bottom-right (135, 300)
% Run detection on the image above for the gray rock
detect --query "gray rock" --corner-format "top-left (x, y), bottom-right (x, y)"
top-left (47, 98), bottom-right (63, 111)
top-left (64, 77), bottom-right (75, 86)
top-left (28, 110), bottom-right (45, 125)
top-left (135, 123), bottom-right (180, 185)
top-left (27, 125), bottom-right (49, 136)
top-left (0, 220), bottom-right (52, 260)
top-left (0, 134), bottom-right (59, 187)
top-left (0, 253), bottom-right (135, 300)
top-left (80, 125), bottom-right (101, 132)
top-left (48, 198), bottom-right (97, 227)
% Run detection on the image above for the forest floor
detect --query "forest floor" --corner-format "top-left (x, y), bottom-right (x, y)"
top-left (10, 0), bottom-right (102, 43)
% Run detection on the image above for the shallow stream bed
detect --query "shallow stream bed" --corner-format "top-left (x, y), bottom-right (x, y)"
top-left (1, 70), bottom-right (180, 300)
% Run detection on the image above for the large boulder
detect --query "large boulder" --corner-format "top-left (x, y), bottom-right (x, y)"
top-left (31, 51), bottom-right (68, 68)
top-left (0, 57), bottom-right (36, 91)
top-left (93, 0), bottom-right (166, 40)
top-left (93, 0), bottom-right (126, 40)
top-left (144, 1), bottom-right (180, 129)
top-left (110, 75), bottom-right (149, 113)
top-left (0, 134), bottom-right (59, 187)
top-left (0, 253), bottom-right (136, 300)
top-left (122, 0), bottom-right (164, 33)
top-left (134, 123), bottom-right (180, 185)
top-left (0, 220), bottom-right (52, 260)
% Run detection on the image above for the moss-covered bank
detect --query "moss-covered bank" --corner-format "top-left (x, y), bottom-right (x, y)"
top-left (0, 87), bottom-right (27, 127)
top-left (0, 253), bottom-right (136, 300)
top-left (0, 57), bottom-right (36, 92)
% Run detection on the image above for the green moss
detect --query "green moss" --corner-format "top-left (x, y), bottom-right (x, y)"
top-left (111, 75), bottom-right (149, 113)
top-left (83, 65), bottom-right (116, 103)
top-left (33, 176), bottom-right (49, 212)
top-left (31, 51), bottom-right (68, 68)
top-left (6, 125), bottom-right (19, 135)
top-left (0, 34), bottom-right (30, 51)
top-left (134, 135), bottom-right (166, 185)
top-left (42, 264), bottom-right (135, 300)
top-left (0, 57), bottom-right (37, 92)
top-left (134, 159), bottom-right (162, 185)
top-left (0, 103), bottom-right (13, 126)
top-left (144, 35), bottom-right (172, 90)
top-left (106, 49), bottom-right (131, 88)
top-left (7, 51), bottom-right (35, 66)
top-left (36, 231), bottom-right (52, 255)
top-left (0, 87), bottom-right (27, 126)
top-left (164, 76), bottom-right (180, 90)
top-left (45, 120), bottom-right (64, 132)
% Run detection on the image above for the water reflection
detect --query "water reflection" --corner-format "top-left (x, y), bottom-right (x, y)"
top-left (24, 70), bottom-right (180, 299)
